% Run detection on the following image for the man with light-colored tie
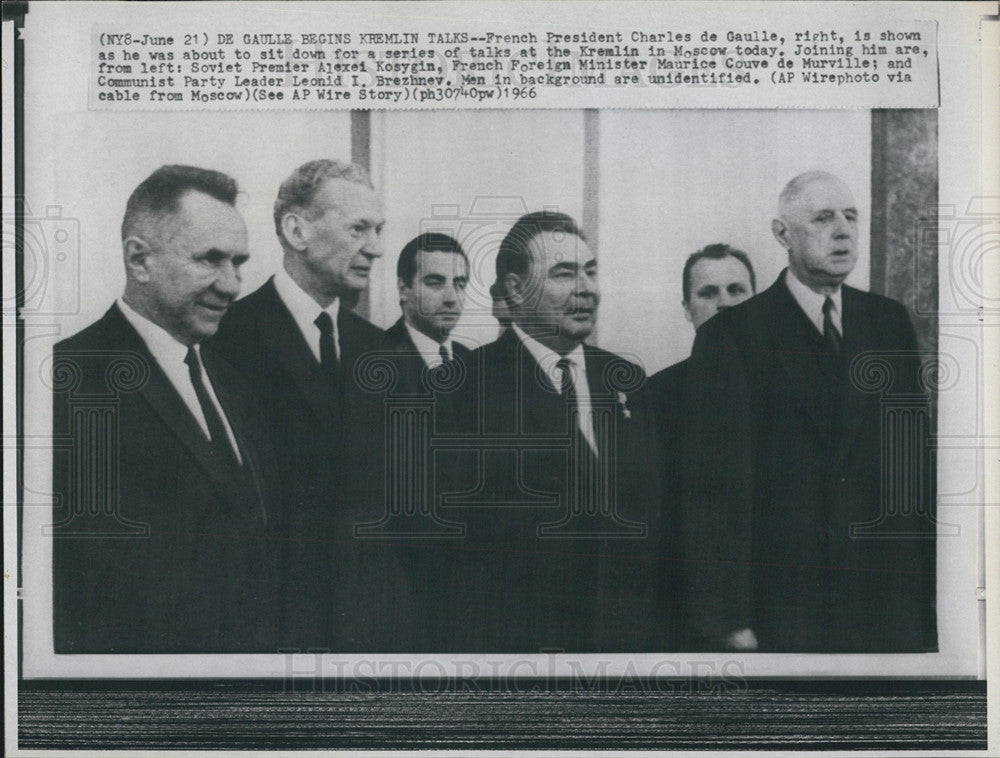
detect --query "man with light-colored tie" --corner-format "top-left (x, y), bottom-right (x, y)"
top-left (681, 171), bottom-right (937, 653)
top-left (52, 165), bottom-right (281, 653)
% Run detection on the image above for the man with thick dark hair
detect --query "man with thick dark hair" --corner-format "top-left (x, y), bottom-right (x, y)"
top-left (52, 165), bottom-right (281, 652)
top-left (387, 232), bottom-right (472, 391)
top-left (454, 211), bottom-right (667, 652)
top-left (681, 172), bottom-right (937, 652)
top-left (380, 232), bottom-right (479, 648)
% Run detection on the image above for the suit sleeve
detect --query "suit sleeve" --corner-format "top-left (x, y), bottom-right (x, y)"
top-left (680, 317), bottom-right (756, 648)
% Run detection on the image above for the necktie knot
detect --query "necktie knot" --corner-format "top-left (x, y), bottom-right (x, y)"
top-left (556, 357), bottom-right (573, 395)
top-left (438, 344), bottom-right (451, 366)
top-left (184, 345), bottom-right (239, 467)
top-left (314, 311), bottom-right (335, 336)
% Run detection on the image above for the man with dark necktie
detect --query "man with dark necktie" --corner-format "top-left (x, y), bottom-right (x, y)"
top-left (214, 159), bottom-right (415, 651)
top-left (463, 211), bottom-right (666, 652)
top-left (681, 171), bottom-right (937, 652)
top-left (379, 232), bottom-right (482, 648)
top-left (385, 232), bottom-right (473, 393)
top-left (52, 165), bottom-right (281, 652)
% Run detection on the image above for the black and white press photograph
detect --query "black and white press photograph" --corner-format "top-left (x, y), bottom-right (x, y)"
top-left (4, 0), bottom-right (995, 753)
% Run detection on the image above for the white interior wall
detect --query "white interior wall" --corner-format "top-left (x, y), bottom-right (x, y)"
top-left (596, 110), bottom-right (871, 372)
top-left (372, 110), bottom-right (586, 349)
top-left (45, 111), bottom-right (352, 338)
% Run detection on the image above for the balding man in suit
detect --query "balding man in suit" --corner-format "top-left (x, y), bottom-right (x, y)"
top-left (52, 165), bottom-right (281, 652)
top-left (681, 172), bottom-right (936, 652)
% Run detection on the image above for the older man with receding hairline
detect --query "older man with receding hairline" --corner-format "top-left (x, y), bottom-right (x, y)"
top-left (214, 159), bottom-right (415, 652)
top-left (680, 171), bottom-right (937, 653)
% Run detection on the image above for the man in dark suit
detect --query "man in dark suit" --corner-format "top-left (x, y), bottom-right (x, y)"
top-left (385, 232), bottom-right (473, 393)
top-left (380, 232), bottom-right (481, 648)
top-left (52, 165), bottom-right (281, 653)
top-left (648, 243), bottom-right (757, 449)
top-left (681, 171), bottom-right (937, 653)
top-left (213, 159), bottom-right (414, 651)
top-left (462, 211), bottom-right (667, 652)
top-left (646, 244), bottom-right (756, 647)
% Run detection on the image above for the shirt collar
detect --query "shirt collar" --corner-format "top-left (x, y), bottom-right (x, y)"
top-left (404, 320), bottom-right (453, 367)
top-left (784, 268), bottom-right (842, 335)
top-left (116, 297), bottom-right (192, 366)
top-left (511, 323), bottom-right (586, 390)
top-left (273, 266), bottom-right (340, 348)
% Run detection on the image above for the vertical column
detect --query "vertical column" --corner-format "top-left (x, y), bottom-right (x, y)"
top-left (582, 109), bottom-right (600, 345)
top-left (349, 109), bottom-right (372, 319)
top-left (870, 109), bottom-right (938, 358)
top-left (864, 110), bottom-right (941, 537)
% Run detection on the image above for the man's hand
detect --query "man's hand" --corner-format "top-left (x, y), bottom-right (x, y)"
top-left (724, 627), bottom-right (759, 651)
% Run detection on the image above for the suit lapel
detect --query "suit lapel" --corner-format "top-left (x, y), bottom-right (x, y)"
top-left (453, 342), bottom-right (473, 364)
top-left (203, 348), bottom-right (269, 522)
top-left (583, 345), bottom-right (613, 456)
top-left (766, 279), bottom-right (838, 447)
top-left (338, 306), bottom-right (375, 370)
top-left (100, 306), bottom-right (246, 504)
top-left (835, 286), bottom-right (877, 464)
top-left (385, 317), bottom-right (409, 348)
top-left (385, 317), bottom-right (425, 395)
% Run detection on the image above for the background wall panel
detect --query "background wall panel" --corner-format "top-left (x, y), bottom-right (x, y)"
top-left (596, 110), bottom-right (871, 373)
top-left (371, 109), bottom-right (586, 347)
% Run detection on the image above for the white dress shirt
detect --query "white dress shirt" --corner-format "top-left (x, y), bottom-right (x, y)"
top-left (784, 268), bottom-right (843, 337)
top-left (512, 323), bottom-right (598, 456)
top-left (273, 267), bottom-right (341, 363)
top-left (117, 298), bottom-right (241, 462)
top-left (404, 321), bottom-right (454, 369)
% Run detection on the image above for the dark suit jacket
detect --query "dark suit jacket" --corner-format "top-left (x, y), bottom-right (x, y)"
top-left (213, 278), bottom-right (416, 651)
top-left (453, 328), bottom-right (668, 652)
top-left (647, 357), bottom-right (687, 501)
top-left (644, 357), bottom-right (688, 646)
top-left (381, 318), bottom-right (485, 649)
top-left (383, 316), bottom-right (478, 437)
top-left (384, 317), bottom-right (474, 396)
top-left (52, 304), bottom-right (282, 653)
top-left (681, 271), bottom-right (937, 652)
